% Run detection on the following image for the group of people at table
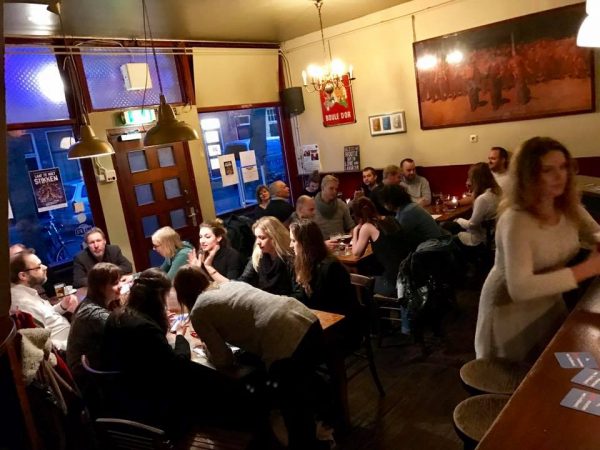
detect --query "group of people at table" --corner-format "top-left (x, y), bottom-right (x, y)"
top-left (8, 135), bottom-right (600, 449)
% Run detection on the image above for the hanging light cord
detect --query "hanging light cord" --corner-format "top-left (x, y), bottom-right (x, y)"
top-left (314, 0), bottom-right (330, 64)
top-left (142, 0), bottom-right (164, 95)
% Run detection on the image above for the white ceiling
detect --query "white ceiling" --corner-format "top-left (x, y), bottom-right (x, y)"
top-left (5, 0), bottom-right (413, 43)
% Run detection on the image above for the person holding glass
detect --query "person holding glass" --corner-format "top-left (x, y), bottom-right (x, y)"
top-left (475, 137), bottom-right (600, 362)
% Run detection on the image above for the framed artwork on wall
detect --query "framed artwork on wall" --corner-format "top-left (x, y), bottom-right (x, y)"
top-left (369, 111), bottom-right (406, 136)
top-left (413, 3), bottom-right (595, 130)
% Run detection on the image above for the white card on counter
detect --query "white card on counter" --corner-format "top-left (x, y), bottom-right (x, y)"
top-left (555, 352), bottom-right (599, 369)
top-left (560, 388), bottom-right (600, 416)
top-left (571, 368), bottom-right (600, 390)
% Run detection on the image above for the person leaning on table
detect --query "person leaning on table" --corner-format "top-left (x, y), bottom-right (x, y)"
top-left (475, 137), bottom-right (600, 363)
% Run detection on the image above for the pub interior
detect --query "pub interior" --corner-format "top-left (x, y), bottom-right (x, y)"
top-left (2, 0), bottom-right (600, 449)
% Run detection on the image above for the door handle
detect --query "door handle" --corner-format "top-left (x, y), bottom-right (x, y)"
top-left (188, 206), bottom-right (198, 227)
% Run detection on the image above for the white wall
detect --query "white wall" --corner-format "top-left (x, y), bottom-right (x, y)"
top-left (281, 0), bottom-right (599, 171)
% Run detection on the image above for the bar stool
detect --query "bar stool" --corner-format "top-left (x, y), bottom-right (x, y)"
top-left (459, 358), bottom-right (530, 395)
top-left (453, 394), bottom-right (510, 450)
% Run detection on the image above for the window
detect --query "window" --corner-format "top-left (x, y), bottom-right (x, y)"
top-left (198, 107), bottom-right (288, 216)
top-left (8, 126), bottom-right (95, 267)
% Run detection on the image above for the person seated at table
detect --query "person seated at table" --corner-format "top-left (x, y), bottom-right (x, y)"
top-left (253, 184), bottom-right (271, 219)
top-left (73, 227), bottom-right (133, 288)
top-left (314, 175), bottom-right (355, 240)
top-left (237, 216), bottom-right (295, 295)
top-left (151, 226), bottom-right (194, 280)
top-left (380, 184), bottom-right (443, 252)
top-left (370, 165), bottom-right (401, 216)
top-left (451, 162), bottom-right (500, 250)
top-left (400, 158), bottom-right (432, 206)
top-left (350, 197), bottom-right (410, 296)
top-left (289, 195), bottom-right (316, 223)
top-left (289, 219), bottom-right (361, 352)
top-left (475, 137), bottom-right (600, 363)
top-left (360, 166), bottom-right (382, 200)
top-left (174, 265), bottom-right (329, 450)
top-left (263, 180), bottom-right (294, 223)
top-left (188, 219), bottom-right (245, 283)
top-left (10, 249), bottom-right (78, 351)
top-left (301, 170), bottom-right (321, 197)
top-left (488, 146), bottom-right (510, 191)
top-left (66, 262), bottom-right (122, 408)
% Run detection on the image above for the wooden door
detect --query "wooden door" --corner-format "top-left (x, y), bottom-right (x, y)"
top-left (109, 133), bottom-right (202, 271)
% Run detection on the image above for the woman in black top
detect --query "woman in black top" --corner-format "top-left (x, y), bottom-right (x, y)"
top-left (237, 216), bottom-right (295, 295)
top-left (190, 219), bottom-right (245, 283)
top-left (290, 219), bottom-right (361, 351)
top-left (351, 197), bottom-right (410, 296)
top-left (253, 184), bottom-right (270, 220)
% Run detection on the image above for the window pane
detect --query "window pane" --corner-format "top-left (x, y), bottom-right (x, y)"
top-left (8, 126), bottom-right (94, 268)
top-left (5, 46), bottom-right (70, 124)
top-left (81, 48), bottom-right (182, 110)
top-left (157, 146), bottom-right (175, 167)
top-left (142, 215), bottom-right (160, 237)
top-left (128, 150), bottom-right (148, 173)
top-left (198, 107), bottom-right (288, 216)
top-left (134, 183), bottom-right (154, 206)
top-left (170, 208), bottom-right (187, 229)
top-left (163, 178), bottom-right (181, 199)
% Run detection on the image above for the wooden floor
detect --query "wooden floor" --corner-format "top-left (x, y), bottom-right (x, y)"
top-left (335, 286), bottom-right (481, 450)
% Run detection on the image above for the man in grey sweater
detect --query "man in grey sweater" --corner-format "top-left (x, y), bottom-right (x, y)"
top-left (173, 268), bottom-right (330, 450)
top-left (313, 175), bottom-right (355, 239)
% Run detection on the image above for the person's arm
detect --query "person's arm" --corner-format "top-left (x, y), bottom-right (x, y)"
top-left (72, 254), bottom-right (88, 288)
top-left (236, 259), bottom-right (257, 285)
top-left (456, 194), bottom-right (486, 230)
top-left (352, 223), bottom-right (377, 257)
top-left (203, 247), bottom-right (229, 284)
top-left (342, 201), bottom-right (356, 232)
top-left (418, 178), bottom-right (432, 206)
top-left (191, 312), bottom-right (234, 369)
top-left (577, 205), bottom-right (600, 246)
top-left (164, 248), bottom-right (192, 279)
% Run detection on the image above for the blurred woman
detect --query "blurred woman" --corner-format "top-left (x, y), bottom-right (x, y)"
top-left (151, 226), bottom-right (194, 279)
top-left (301, 170), bottom-right (321, 197)
top-left (475, 137), bottom-right (600, 362)
top-left (189, 219), bottom-right (245, 283)
top-left (67, 262), bottom-right (122, 406)
top-left (351, 197), bottom-right (410, 296)
top-left (237, 216), bottom-right (295, 295)
top-left (290, 219), bottom-right (361, 351)
top-left (453, 162), bottom-right (501, 248)
top-left (253, 184), bottom-right (270, 219)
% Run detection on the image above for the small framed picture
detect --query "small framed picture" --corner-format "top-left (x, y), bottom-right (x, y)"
top-left (369, 111), bottom-right (406, 136)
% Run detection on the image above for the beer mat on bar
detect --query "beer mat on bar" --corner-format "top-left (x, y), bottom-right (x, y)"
top-left (560, 388), bottom-right (600, 416)
top-left (555, 352), bottom-right (599, 369)
top-left (571, 368), bottom-right (600, 391)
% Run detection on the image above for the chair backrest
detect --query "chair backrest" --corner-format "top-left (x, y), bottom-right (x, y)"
top-left (95, 418), bottom-right (173, 450)
top-left (81, 354), bottom-right (120, 375)
top-left (349, 273), bottom-right (374, 307)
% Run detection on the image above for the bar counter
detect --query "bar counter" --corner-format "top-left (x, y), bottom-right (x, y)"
top-left (477, 277), bottom-right (600, 449)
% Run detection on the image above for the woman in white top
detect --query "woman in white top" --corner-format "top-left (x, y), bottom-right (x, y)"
top-left (455, 162), bottom-right (501, 247)
top-left (475, 137), bottom-right (600, 362)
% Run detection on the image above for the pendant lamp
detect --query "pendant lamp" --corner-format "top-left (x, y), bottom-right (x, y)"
top-left (141, 0), bottom-right (198, 146)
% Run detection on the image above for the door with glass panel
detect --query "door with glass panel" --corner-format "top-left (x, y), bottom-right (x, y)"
top-left (110, 134), bottom-right (201, 271)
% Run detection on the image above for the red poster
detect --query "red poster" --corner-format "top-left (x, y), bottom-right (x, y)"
top-left (320, 75), bottom-right (356, 127)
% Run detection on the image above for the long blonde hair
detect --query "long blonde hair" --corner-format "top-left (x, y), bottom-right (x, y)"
top-left (499, 137), bottom-right (580, 223)
top-left (152, 226), bottom-right (183, 259)
top-left (251, 216), bottom-right (291, 269)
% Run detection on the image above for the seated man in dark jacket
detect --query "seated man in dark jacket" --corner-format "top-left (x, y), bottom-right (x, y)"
top-left (261, 180), bottom-right (294, 223)
top-left (73, 227), bottom-right (132, 287)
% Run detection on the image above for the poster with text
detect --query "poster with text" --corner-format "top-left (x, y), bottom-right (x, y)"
top-left (344, 145), bottom-right (360, 171)
top-left (241, 165), bottom-right (259, 183)
top-left (28, 168), bottom-right (67, 212)
top-left (218, 154), bottom-right (239, 187)
top-left (301, 144), bottom-right (321, 173)
top-left (320, 75), bottom-right (356, 127)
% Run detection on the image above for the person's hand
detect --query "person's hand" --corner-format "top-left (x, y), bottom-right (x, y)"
top-left (324, 239), bottom-right (337, 250)
top-left (353, 190), bottom-right (364, 201)
top-left (175, 320), bottom-right (188, 336)
top-left (203, 246), bottom-right (219, 266)
top-left (60, 294), bottom-right (78, 313)
top-left (187, 249), bottom-right (201, 267)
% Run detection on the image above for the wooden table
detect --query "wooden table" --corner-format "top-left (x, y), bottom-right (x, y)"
top-left (337, 245), bottom-right (373, 272)
top-left (477, 277), bottom-right (600, 450)
top-left (425, 204), bottom-right (472, 222)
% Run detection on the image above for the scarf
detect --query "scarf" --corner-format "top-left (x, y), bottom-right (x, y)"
top-left (315, 192), bottom-right (338, 219)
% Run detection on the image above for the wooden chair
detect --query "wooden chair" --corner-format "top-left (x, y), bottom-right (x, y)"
top-left (80, 354), bottom-right (123, 418)
top-left (95, 418), bottom-right (174, 450)
top-left (349, 273), bottom-right (385, 396)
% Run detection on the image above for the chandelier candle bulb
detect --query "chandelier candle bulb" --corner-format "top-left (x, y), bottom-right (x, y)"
top-left (349, 65), bottom-right (354, 79)
top-left (302, 70), bottom-right (308, 86)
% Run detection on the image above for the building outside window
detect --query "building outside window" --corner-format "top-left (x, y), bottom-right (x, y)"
top-left (199, 107), bottom-right (288, 215)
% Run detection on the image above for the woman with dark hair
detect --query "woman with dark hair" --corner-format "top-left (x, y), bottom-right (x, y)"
top-left (350, 197), bottom-right (410, 296)
top-left (189, 219), bottom-right (245, 283)
top-left (289, 220), bottom-right (361, 350)
top-left (452, 162), bottom-right (501, 248)
top-left (380, 184), bottom-right (443, 251)
top-left (253, 184), bottom-right (270, 219)
top-left (66, 262), bottom-right (122, 401)
top-left (475, 137), bottom-right (600, 362)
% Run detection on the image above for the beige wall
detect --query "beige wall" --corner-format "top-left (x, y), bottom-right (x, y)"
top-left (88, 108), bottom-right (215, 270)
top-left (281, 0), bottom-right (599, 171)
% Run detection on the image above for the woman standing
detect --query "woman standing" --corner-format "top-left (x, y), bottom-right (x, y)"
top-left (350, 197), bottom-right (410, 296)
top-left (190, 219), bottom-right (245, 283)
top-left (475, 137), bottom-right (600, 362)
top-left (151, 226), bottom-right (194, 279)
top-left (66, 263), bottom-right (122, 408)
top-left (237, 216), bottom-right (295, 295)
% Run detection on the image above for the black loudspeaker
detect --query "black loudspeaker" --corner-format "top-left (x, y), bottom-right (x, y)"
top-left (281, 87), bottom-right (305, 115)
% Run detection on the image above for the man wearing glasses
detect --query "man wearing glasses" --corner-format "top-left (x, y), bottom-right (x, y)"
top-left (9, 249), bottom-right (77, 351)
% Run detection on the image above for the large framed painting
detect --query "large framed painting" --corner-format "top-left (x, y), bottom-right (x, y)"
top-left (413, 4), bottom-right (595, 130)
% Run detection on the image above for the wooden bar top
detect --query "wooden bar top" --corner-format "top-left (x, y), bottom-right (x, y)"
top-left (477, 277), bottom-right (600, 450)
top-left (425, 204), bottom-right (472, 222)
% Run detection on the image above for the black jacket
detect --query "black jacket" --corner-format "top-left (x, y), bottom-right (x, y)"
top-left (212, 246), bottom-right (246, 279)
top-left (262, 199), bottom-right (294, 223)
top-left (72, 245), bottom-right (133, 288)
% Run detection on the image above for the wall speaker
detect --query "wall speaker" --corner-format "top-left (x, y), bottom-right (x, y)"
top-left (281, 87), bottom-right (305, 115)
